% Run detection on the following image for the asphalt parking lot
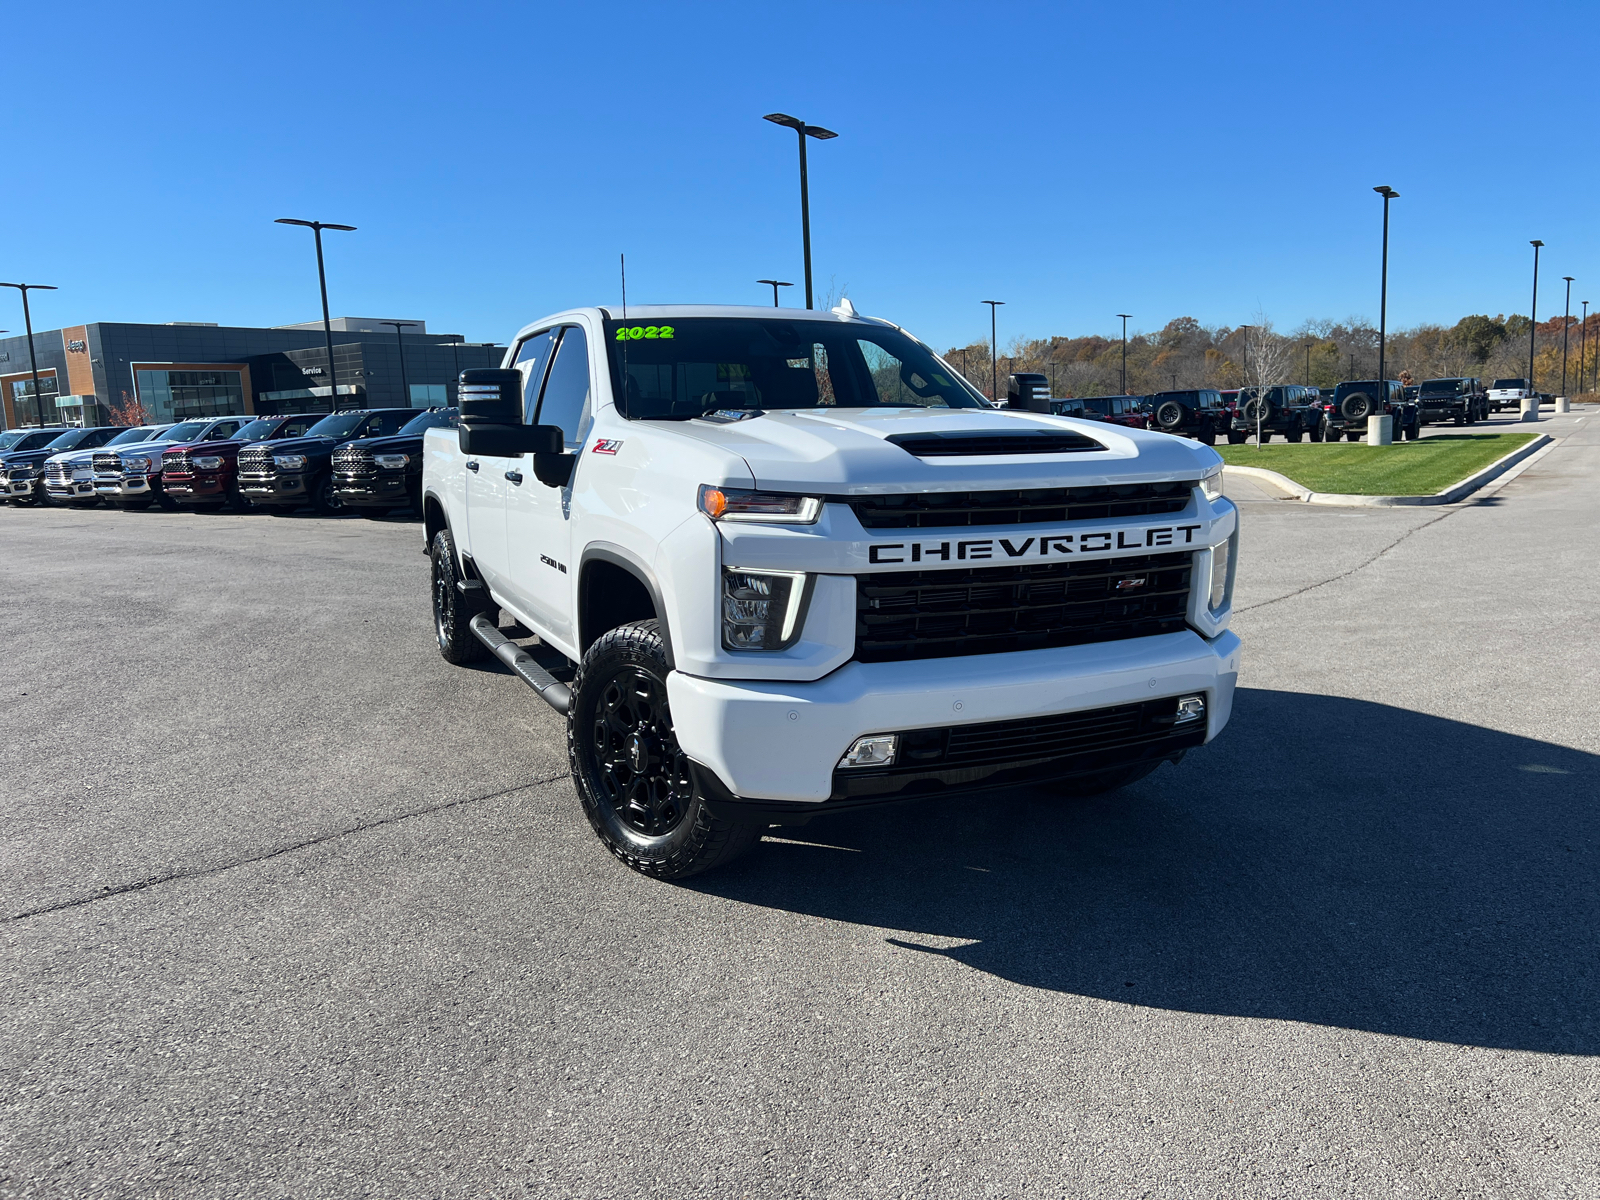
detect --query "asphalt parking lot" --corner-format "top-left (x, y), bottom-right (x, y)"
top-left (4, 415), bottom-right (1598, 1199)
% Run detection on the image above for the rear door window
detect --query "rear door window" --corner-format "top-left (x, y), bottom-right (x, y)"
top-left (535, 326), bottom-right (591, 448)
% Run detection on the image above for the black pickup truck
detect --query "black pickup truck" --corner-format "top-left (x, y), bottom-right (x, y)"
top-left (1146, 389), bottom-right (1230, 444)
top-left (332, 407), bottom-right (457, 516)
top-left (236, 408), bottom-right (417, 515)
top-left (1416, 377), bottom-right (1487, 425)
top-left (1228, 385), bottom-right (1324, 443)
top-left (1319, 380), bottom-right (1420, 441)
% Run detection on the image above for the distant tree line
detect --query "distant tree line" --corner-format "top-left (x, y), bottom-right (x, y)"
top-left (945, 312), bottom-right (1600, 400)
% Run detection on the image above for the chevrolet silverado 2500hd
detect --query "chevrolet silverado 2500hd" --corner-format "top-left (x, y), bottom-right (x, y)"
top-left (422, 304), bottom-right (1241, 879)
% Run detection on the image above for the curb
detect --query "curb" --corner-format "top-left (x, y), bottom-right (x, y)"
top-left (1222, 434), bottom-right (1553, 507)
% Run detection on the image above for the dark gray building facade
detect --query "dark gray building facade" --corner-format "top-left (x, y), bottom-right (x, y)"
top-left (0, 317), bottom-right (504, 428)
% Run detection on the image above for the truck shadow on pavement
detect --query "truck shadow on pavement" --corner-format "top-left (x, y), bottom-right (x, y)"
top-left (690, 688), bottom-right (1600, 1055)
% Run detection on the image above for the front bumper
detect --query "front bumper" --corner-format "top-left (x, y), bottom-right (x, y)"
top-left (45, 478), bottom-right (96, 500)
top-left (95, 475), bottom-right (156, 497)
top-left (334, 473), bottom-right (413, 506)
top-left (238, 474), bottom-right (309, 504)
top-left (4, 475), bottom-right (41, 497)
top-left (163, 473), bottom-right (228, 500)
top-left (668, 628), bottom-right (1240, 805)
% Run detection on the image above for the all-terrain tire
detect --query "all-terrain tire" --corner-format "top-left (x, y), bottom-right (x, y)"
top-left (1227, 430), bottom-right (1246, 445)
top-left (430, 528), bottom-right (488, 665)
top-left (1154, 400), bottom-right (1185, 430)
top-left (311, 473), bottom-right (343, 516)
top-left (569, 620), bottom-right (763, 880)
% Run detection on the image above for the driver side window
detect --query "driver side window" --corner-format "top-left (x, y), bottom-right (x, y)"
top-left (514, 329), bottom-right (559, 424)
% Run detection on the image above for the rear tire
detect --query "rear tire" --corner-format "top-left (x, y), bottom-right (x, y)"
top-left (1257, 430), bottom-right (1272, 444)
top-left (569, 620), bottom-right (763, 880)
top-left (430, 528), bottom-right (488, 665)
top-left (1346, 432), bottom-right (1361, 442)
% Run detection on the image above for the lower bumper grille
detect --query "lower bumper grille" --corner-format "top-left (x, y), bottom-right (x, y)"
top-left (855, 551), bottom-right (1194, 663)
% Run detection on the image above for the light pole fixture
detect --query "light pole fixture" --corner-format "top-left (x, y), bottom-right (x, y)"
top-left (1560, 277), bottom-right (1574, 397)
top-left (381, 321), bottom-right (417, 406)
top-left (1373, 186), bottom-right (1399, 403)
top-left (0, 282), bottom-right (59, 427)
top-left (1528, 241), bottom-right (1543, 395)
top-left (982, 301), bottom-right (1004, 402)
top-left (1117, 314), bottom-right (1132, 394)
top-left (756, 279), bottom-right (793, 307)
top-left (276, 218), bottom-right (356, 406)
top-left (762, 114), bottom-right (837, 309)
top-left (1304, 341), bottom-right (1314, 386)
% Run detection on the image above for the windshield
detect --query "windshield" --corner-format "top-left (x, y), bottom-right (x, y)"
top-left (235, 418), bottom-right (283, 442)
top-left (304, 412), bottom-right (369, 440)
top-left (155, 421), bottom-right (208, 443)
top-left (399, 408), bottom-right (458, 435)
top-left (1419, 379), bottom-right (1463, 394)
top-left (106, 426), bottom-right (158, 446)
top-left (604, 318), bottom-right (986, 419)
top-left (45, 429), bottom-right (93, 450)
top-left (1492, 379), bottom-right (1526, 389)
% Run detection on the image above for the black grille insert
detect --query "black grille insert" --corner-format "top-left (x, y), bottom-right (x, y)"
top-left (886, 429), bottom-right (1105, 457)
top-left (846, 482), bottom-right (1194, 529)
top-left (856, 552), bottom-right (1193, 662)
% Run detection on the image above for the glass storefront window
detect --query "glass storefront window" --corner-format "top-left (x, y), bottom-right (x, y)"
top-left (134, 368), bottom-right (245, 420)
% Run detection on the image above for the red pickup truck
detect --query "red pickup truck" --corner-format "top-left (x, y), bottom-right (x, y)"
top-left (161, 413), bottom-right (320, 509)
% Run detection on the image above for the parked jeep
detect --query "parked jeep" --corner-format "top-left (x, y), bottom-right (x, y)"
top-left (1416, 377), bottom-right (1488, 426)
top-left (1071, 395), bottom-right (1152, 429)
top-left (161, 413), bottom-right (322, 510)
top-left (1319, 380), bottom-right (1420, 441)
top-left (1228, 385), bottom-right (1323, 443)
top-left (332, 407), bottom-right (458, 517)
top-left (1146, 389), bottom-right (1230, 444)
top-left (236, 408), bottom-right (417, 515)
top-left (43, 425), bottom-right (167, 506)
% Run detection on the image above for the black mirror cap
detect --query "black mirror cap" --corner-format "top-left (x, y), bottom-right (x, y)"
top-left (533, 452), bottom-right (575, 488)
top-left (458, 368), bottom-right (523, 423)
top-left (459, 422), bottom-right (544, 457)
top-left (1007, 372), bottom-right (1052, 413)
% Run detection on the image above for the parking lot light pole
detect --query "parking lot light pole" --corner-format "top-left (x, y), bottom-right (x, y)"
top-left (0, 282), bottom-right (58, 427)
top-left (381, 321), bottom-right (417, 406)
top-left (1560, 277), bottom-right (1574, 397)
top-left (1304, 341), bottom-right (1313, 386)
top-left (1373, 187), bottom-right (1399, 408)
top-left (982, 301), bottom-right (1004, 402)
top-left (762, 114), bottom-right (837, 309)
top-left (1528, 241), bottom-right (1543, 396)
top-left (756, 279), bottom-right (792, 307)
top-left (1117, 314), bottom-right (1132, 394)
top-left (275, 218), bottom-right (356, 407)
top-left (1581, 300), bottom-right (1590, 396)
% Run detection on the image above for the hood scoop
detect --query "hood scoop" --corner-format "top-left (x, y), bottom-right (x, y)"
top-left (886, 429), bottom-right (1105, 457)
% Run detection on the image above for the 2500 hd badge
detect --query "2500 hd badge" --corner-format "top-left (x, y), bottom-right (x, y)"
top-left (867, 523), bottom-right (1207, 564)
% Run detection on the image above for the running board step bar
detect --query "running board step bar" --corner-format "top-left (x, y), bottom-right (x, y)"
top-left (469, 614), bottom-right (572, 715)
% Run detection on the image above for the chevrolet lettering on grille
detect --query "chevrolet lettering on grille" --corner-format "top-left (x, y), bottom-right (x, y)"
top-left (866, 523), bottom-right (1206, 565)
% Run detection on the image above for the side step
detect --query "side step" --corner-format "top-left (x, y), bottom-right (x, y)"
top-left (469, 614), bottom-right (572, 715)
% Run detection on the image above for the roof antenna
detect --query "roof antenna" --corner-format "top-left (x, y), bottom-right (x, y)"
top-left (620, 252), bottom-right (627, 321)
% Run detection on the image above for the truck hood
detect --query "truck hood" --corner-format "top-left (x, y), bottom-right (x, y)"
top-left (1, 448), bottom-right (63, 468)
top-left (247, 435), bottom-right (339, 457)
top-left (662, 407), bottom-right (1221, 492)
top-left (176, 436), bottom-right (248, 454)
top-left (47, 448), bottom-right (105, 468)
top-left (339, 433), bottom-right (424, 455)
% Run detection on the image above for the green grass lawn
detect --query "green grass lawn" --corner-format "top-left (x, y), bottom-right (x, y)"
top-left (1218, 433), bottom-right (1537, 495)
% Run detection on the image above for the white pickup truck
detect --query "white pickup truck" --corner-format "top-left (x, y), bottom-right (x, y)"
top-left (1487, 377), bottom-right (1533, 413)
top-left (422, 303), bottom-right (1240, 878)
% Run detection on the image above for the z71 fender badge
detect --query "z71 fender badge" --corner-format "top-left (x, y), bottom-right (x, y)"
top-left (592, 438), bottom-right (623, 455)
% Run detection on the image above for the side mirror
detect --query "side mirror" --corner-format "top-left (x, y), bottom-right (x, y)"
top-left (458, 368), bottom-right (524, 423)
top-left (458, 422), bottom-right (561, 457)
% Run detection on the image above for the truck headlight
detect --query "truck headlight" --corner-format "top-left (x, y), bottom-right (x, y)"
top-left (192, 456), bottom-right (224, 470)
top-left (722, 568), bottom-right (809, 651)
top-left (124, 457), bottom-right (151, 472)
top-left (274, 454), bottom-right (308, 470)
top-left (700, 485), bottom-right (822, 524)
top-left (1201, 466), bottom-right (1223, 501)
top-left (1209, 539), bottom-right (1232, 611)
top-left (374, 453), bottom-right (410, 470)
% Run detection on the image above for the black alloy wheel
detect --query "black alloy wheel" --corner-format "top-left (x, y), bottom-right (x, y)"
top-left (570, 620), bottom-right (762, 879)
top-left (1154, 400), bottom-right (1185, 430)
top-left (312, 473), bottom-right (344, 516)
top-left (430, 528), bottom-right (487, 664)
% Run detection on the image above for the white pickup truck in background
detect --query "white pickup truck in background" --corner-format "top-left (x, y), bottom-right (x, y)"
top-left (421, 303), bottom-right (1241, 878)
top-left (1487, 378), bottom-right (1534, 413)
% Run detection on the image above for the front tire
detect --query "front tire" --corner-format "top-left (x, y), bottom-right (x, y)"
top-left (430, 528), bottom-right (488, 665)
top-left (569, 620), bottom-right (763, 879)
top-left (311, 473), bottom-right (343, 516)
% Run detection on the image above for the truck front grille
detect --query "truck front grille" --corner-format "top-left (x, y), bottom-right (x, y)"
top-left (333, 447), bottom-right (375, 478)
top-left (237, 447), bottom-right (275, 481)
top-left (45, 462), bottom-right (71, 483)
top-left (163, 451), bottom-right (192, 475)
top-left (91, 452), bottom-right (124, 480)
top-left (855, 551), bottom-right (1193, 663)
top-left (845, 482), bottom-right (1193, 530)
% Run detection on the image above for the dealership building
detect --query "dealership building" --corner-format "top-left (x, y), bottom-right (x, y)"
top-left (0, 317), bottom-right (505, 429)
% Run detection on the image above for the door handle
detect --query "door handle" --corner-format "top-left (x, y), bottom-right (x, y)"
top-left (466, 460), bottom-right (479, 472)
top-left (504, 470), bottom-right (523, 485)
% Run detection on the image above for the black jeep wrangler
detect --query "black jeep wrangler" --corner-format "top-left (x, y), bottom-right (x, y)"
top-left (1146, 388), bottom-right (1229, 444)
top-left (1228, 384), bottom-right (1324, 443)
top-left (1319, 380), bottom-right (1420, 442)
top-left (1416, 377), bottom-right (1487, 426)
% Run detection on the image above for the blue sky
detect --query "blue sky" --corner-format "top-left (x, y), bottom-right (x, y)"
top-left (3, 1), bottom-right (1594, 350)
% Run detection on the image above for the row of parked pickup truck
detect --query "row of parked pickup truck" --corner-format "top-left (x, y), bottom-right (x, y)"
top-left (1000, 373), bottom-right (1534, 446)
top-left (0, 406), bottom-right (459, 514)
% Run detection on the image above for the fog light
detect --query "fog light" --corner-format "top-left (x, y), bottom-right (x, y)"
top-left (839, 734), bottom-right (898, 768)
top-left (1174, 695), bottom-right (1206, 724)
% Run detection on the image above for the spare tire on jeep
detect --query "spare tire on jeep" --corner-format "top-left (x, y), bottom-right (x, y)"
top-left (1242, 396), bottom-right (1271, 423)
top-left (1154, 400), bottom-right (1186, 429)
top-left (1341, 392), bottom-right (1374, 420)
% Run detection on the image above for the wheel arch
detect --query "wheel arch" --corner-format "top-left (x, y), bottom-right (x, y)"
top-left (578, 544), bottom-right (675, 668)
top-left (423, 491), bottom-right (449, 557)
